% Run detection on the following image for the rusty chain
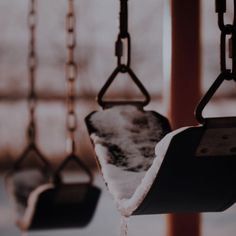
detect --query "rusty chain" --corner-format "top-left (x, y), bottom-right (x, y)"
top-left (195, 0), bottom-right (236, 123)
top-left (27, 0), bottom-right (37, 143)
top-left (216, 0), bottom-right (236, 79)
top-left (65, 0), bottom-right (78, 155)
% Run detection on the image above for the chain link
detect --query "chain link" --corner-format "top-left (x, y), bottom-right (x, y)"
top-left (216, 0), bottom-right (236, 80)
top-left (27, 0), bottom-right (37, 142)
top-left (66, 0), bottom-right (78, 155)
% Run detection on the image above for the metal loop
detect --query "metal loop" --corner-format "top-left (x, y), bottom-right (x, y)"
top-left (220, 31), bottom-right (230, 72)
top-left (66, 13), bottom-right (75, 32)
top-left (28, 54), bottom-right (37, 69)
top-left (66, 62), bottom-right (77, 80)
top-left (217, 7), bottom-right (235, 33)
top-left (66, 31), bottom-right (76, 49)
top-left (66, 135), bottom-right (76, 154)
top-left (27, 121), bottom-right (36, 142)
top-left (67, 111), bottom-right (77, 131)
top-left (97, 66), bottom-right (150, 109)
top-left (195, 71), bottom-right (231, 124)
top-left (28, 0), bottom-right (37, 27)
top-left (116, 34), bottom-right (131, 68)
top-left (218, 13), bottom-right (230, 33)
top-left (28, 13), bottom-right (37, 28)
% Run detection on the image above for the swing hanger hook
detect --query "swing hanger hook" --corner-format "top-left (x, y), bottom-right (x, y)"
top-left (59, 0), bottom-right (94, 184)
top-left (195, 0), bottom-right (236, 124)
top-left (97, 0), bottom-right (150, 108)
top-left (115, 0), bottom-right (131, 72)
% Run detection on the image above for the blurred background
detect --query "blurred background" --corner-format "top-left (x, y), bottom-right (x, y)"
top-left (0, 0), bottom-right (236, 235)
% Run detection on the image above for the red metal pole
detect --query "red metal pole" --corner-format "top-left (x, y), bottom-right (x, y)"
top-left (166, 0), bottom-right (201, 236)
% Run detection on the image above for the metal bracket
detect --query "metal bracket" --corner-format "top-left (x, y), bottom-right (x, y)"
top-left (196, 118), bottom-right (236, 157)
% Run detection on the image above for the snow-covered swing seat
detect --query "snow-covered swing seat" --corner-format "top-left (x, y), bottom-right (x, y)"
top-left (85, 29), bottom-right (173, 215)
top-left (86, 71), bottom-right (236, 216)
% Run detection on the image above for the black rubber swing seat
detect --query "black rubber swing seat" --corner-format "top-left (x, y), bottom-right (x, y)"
top-left (5, 143), bottom-right (52, 230)
top-left (6, 151), bottom-right (100, 230)
top-left (18, 182), bottom-right (101, 230)
top-left (7, 182), bottom-right (100, 230)
top-left (23, 154), bottom-right (101, 230)
top-left (134, 121), bottom-right (236, 214)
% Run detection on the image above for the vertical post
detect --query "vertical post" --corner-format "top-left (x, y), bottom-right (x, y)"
top-left (164, 0), bottom-right (201, 236)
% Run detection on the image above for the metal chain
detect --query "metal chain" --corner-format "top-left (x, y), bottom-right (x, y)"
top-left (115, 0), bottom-right (131, 72)
top-left (65, 0), bottom-right (78, 155)
top-left (195, 0), bottom-right (236, 123)
top-left (216, 0), bottom-right (236, 80)
top-left (27, 0), bottom-right (37, 143)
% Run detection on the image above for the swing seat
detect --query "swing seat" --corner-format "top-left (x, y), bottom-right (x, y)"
top-left (85, 105), bottom-right (172, 215)
top-left (86, 107), bottom-right (236, 215)
top-left (15, 153), bottom-right (101, 230)
top-left (86, 105), bottom-right (171, 172)
top-left (5, 142), bottom-right (54, 226)
top-left (17, 183), bottom-right (101, 230)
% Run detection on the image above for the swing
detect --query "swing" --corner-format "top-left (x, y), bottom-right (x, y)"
top-left (85, 0), bottom-right (171, 216)
top-left (20, 0), bottom-right (101, 229)
top-left (6, 0), bottom-right (100, 230)
top-left (24, 154), bottom-right (100, 229)
top-left (5, 0), bottom-right (53, 230)
top-left (86, 0), bottom-right (236, 216)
